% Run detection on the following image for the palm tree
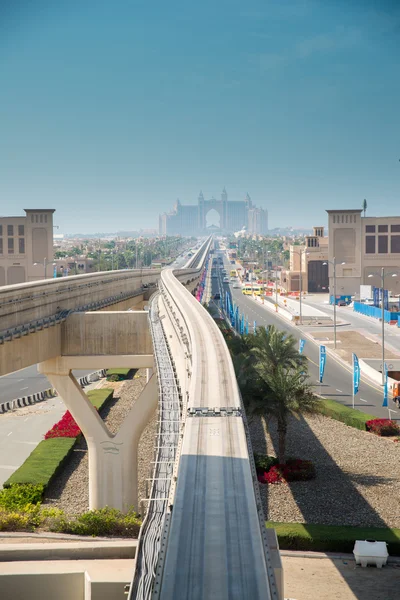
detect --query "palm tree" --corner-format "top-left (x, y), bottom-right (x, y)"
top-left (251, 325), bottom-right (306, 374)
top-left (246, 364), bottom-right (316, 463)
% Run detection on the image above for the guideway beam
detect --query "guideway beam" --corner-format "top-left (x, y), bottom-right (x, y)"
top-left (39, 358), bottom-right (158, 511)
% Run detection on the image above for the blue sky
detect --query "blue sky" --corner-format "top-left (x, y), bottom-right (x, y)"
top-left (1, 0), bottom-right (399, 233)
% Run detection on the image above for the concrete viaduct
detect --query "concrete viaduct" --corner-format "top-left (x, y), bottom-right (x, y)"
top-left (0, 238), bottom-right (282, 600)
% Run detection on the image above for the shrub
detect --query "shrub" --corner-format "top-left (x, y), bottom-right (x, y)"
top-left (45, 410), bottom-right (82, 439)
top-left (266, 522), bottom-right (400, 555)
top-left (45, 506), bottom-right (142, 537)
top-left (366, 418), bottom-right (400, 436)
top-left (254, 453), bottom-right (278, 472)
top-left (315, 399), bottom-right (376, 431)
top-left (4, 438), bottom-right (76, 487)
top-left (0, 507), bottom-right (38, 532)
top-left (258, 458), bottom-right (316, 484)
top-left (106, 369), bottom-right (132, 381)
top-left (0, 484), bottom-right (44, 510)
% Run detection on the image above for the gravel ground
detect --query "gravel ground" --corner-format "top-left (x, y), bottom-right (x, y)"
top-left (44, 371), bottom-right (157, 516)
top-left (249, 413), bottom-right (400, 528)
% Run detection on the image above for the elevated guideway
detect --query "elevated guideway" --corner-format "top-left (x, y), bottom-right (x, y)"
top-left (131, 237), bottom-right (281, 600)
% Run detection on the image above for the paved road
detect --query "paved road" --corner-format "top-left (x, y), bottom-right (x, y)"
top-left (211, 251), bottom-right (398, 421)
top-left (0, 366), bottom-right (95, 405)
top-left (0, 396), bottom-right (66, 487)
top-left (303, 295), bottom-right (400, 352)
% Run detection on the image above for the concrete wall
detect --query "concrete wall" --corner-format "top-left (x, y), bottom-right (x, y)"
top-left (0, 572), bottom-right (85, 600)
top-left (0, 269), bottom-right (159, 332)
top-left (61, 312), bottom-right (153, 356)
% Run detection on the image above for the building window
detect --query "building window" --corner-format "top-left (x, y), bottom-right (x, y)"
top-left (18, 225), bottom-right (24, 236)
top-left (8, 238), bottom-right (14, 254)
top-left (0, 225), bottom-right (2, 236)
top-left (391, 224), bottom-right (400, 232)
top-left (365, 236), bottom-right (375, 254)
top-left (378, 235), bottom-right (388, 254)
top-left (391, 235), bottom-right (400, 253)
top-left (0, 239), bottom-right (2, 254)
top-left (366, 225), bottom-right (375, 233)
top-left (7, 225), bottom-right (13, 236)
top-left (31, 215), bottom-right (34, 223)
top-left (378, 224), bottom-right (388, 233)
top-left (18, 238), bottom-right (25, 254)
top-left (333, 215), bottom-right (336, 223)
top-left (44, 215), bottom-right (48, 223)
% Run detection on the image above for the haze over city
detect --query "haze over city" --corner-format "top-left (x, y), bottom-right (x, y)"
top-left (1, 0), bottom-right (399, 233)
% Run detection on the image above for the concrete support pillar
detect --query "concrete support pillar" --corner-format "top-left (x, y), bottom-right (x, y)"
top-left (146, 367), bottom-right (153, 383)
top-left (41, 363), bottom-right (158, 511)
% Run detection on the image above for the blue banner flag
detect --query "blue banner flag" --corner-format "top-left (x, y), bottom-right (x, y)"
top-left (352, 353), bottom-right (360, 396)
top-left (382, 362), bottom-right (389, 407)
top-left (384, 289), bottom-right (389, 311)
top-left (373, 286), bottom-right (379, 307)
top-left (299, 339), bottom-right (306, 354)
top-left (253, 320), bottom-right (257, 334)
top-left (319, 345), bottom-right (326, 384)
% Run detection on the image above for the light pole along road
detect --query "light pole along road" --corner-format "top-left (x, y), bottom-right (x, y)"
top-left (215, 251), bottom-right (398, 421)
top-left (291, 248), bottom-right (309, 326)
top-left (322, 257), bottom-right (345, 350)
top-left (368, 267), bottom-right (398, 385)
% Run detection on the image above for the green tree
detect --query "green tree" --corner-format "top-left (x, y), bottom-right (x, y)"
top-left (247, 364), bottom-right (316, 463)
top-left (231, 326), bottom-right (315, 463)
top-left (363, 198), bottom-right (367, 217)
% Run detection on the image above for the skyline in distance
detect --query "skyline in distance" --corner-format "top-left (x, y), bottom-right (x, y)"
top-left (1, 1), bottom-right (399, 234)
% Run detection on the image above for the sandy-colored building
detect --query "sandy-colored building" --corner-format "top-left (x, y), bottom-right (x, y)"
top-left (0, 209), bottom-right (55, 286)
top-left (54, 256), bottom-right (96, 277)
top-left (281, 227), bottom-right (329, 293)
top-left (326, 209), bottom-right (400, 297)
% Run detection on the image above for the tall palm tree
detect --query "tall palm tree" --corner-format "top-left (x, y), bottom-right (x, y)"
top-left (363, 198), bottom-right (367, 217)
top-left (246, 364), bottom-right (316, 463)
top-left (251, 325), bottom-right (306, 373)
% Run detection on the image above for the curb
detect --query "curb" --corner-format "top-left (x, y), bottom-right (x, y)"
top-left (0, 369), bottom-right (107, 415)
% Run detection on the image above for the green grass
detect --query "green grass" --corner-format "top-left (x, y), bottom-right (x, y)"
top-left (4, 438), bottom-right (76, 487)
top-left (87, 388), bottom-right (113, 410)
top-left (4, 388), bottom-right (114, 489)
top-left (266, 522), bottom-right (400, 555)
top-left (106, 369), bottom-right (132, 377)
top-left (315, 398), bottom-right (376, 431)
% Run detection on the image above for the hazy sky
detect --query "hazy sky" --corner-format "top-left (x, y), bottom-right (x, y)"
top-left (1, 0), bottom-right (399, 233)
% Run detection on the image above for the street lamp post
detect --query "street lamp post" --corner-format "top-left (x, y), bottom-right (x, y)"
top-left (323, 257), bottom-right (345, 350)
top-left (33, 258), bottom-right (55, 280)
top-left (291, 248), bottom-right (308, 325)
top-left (368, 268), bottom-right (397, 385)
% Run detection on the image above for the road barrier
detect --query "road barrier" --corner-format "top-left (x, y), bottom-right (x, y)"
top-left (0, 369), bottom-right (108, 414)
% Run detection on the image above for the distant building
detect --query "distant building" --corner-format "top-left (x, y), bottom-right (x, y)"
top-left (326, 209), bottom-right (400, 297)
top-left (0, 209), bottom-right (55, 286)
top-left (159, 189), bottom-right (268, 236)
top-left (54, 256), bottom-right (96, 277)
top-left (281, 227), bottom-right (329, 293)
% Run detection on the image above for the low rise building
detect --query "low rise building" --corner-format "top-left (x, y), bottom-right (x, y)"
top-left (326, 209), bottom-right (400, 297)
top-left (281, 227), bottom-right (329, 293)
top-left (0, 209), bottom-right (55, 285)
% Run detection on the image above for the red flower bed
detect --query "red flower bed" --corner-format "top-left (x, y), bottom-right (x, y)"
top-left (44, 411), bottom-right (81, 439)
top-left (366, 418), bottom-right (400, 437)
top-left (257, 459), bottom-right (316, 484)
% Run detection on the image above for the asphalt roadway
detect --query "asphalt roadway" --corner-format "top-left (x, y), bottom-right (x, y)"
top-left (0, 365), bottom-right (95, 405)
top-left (211, 251), bottom-right (397, 421)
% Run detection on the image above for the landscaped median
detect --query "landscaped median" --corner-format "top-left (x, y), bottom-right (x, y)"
top-left (316, 398), bottom-right (378, 431)
top-left (4, 388), bottom-right (113, 489)
top-left (106, 368), bottom-right (133, 382)
top-left (266, 521), bottom-right (400, 555)
top-left (0, 387), bottom-right (143, 537)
